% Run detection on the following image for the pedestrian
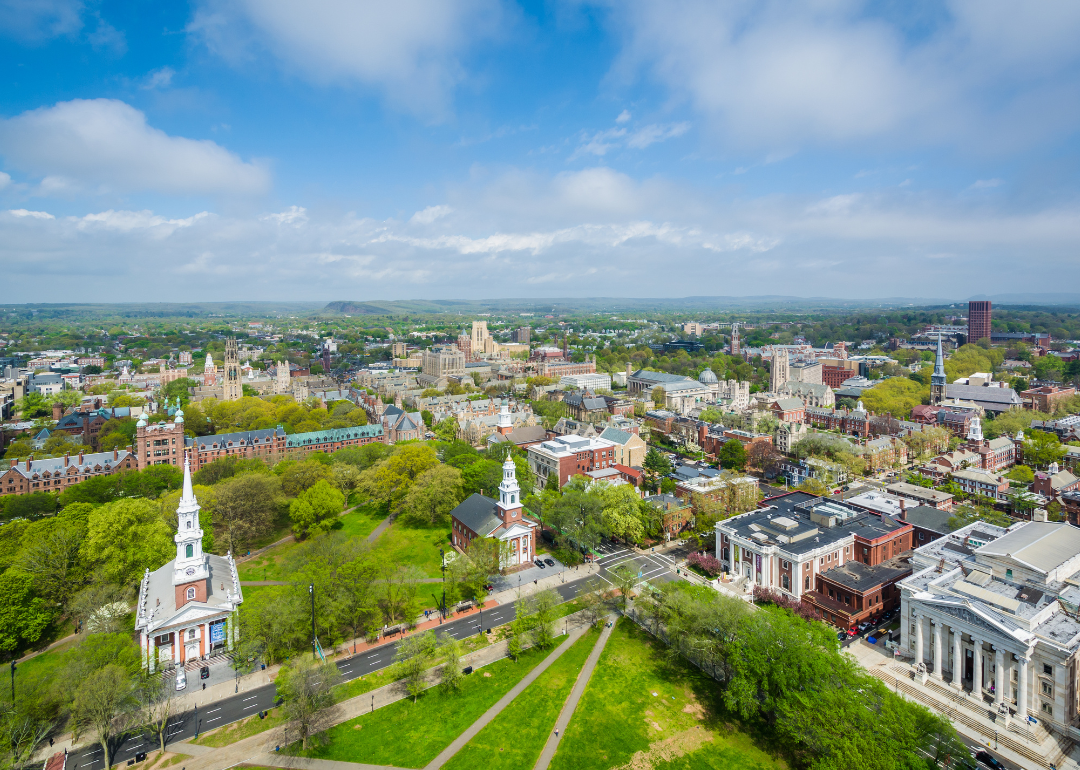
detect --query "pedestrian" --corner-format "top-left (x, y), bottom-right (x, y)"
top-left (202, 682), bottom-right (206, 690)
top-left (555, 728), bottom-right (559, 737)
top-left (49, 738), bottom-right (53, 748)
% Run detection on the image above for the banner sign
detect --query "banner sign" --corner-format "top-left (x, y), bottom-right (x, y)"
top-left (755, 554), bottom-right (762, 572)
top-left (210, 621), bottom-right (226, 644)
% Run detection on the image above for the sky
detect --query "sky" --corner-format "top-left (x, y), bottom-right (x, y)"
top-left (1, 0), bottom-right (1080, 303)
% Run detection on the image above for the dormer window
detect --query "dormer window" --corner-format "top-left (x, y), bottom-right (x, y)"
top-left (186, 587), bottom-right (195, 600)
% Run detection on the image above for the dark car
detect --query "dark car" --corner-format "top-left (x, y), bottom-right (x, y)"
top-left (199, 666), bottom-right (210, 680)
top-left (836, 631), bottom-right (847, 642)
top-left (535, 559), bottom-right (545, 569)
top-left (544, 558), bottom-right (555, 567)
top-left (975, 751), bottom-right (1004, 769)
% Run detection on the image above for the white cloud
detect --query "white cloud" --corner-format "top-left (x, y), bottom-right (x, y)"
top-left (0, 0), bottom-right (83, 43)
top-left (615, 109), bottom-right (631, 124)
top-left (0, 172), bottom-right (10, 190)
top-left (189, 0), bottom-right (505, 117)
top-left (969, 178), bottom-right (1004, 190)
top-left (571, 118), bottom-right (691, 159)
top-left (410, 204), bottom-right (453, 224)
top-left (625, 121), bottom-right (690, 149)
top-left (0, 99), bottom-right (271, 196)
top-left (87, 14), bottom-right (125, 54)
top-left (262, 206), bottom-right (308, 225)
top-left (142, 66), bottom-right (176, 90)
top-left (606, 0), bottom-right (1080, 152)
top-left (7, 208), bottom-right (54, 219)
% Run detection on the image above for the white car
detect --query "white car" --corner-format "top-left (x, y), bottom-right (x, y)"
top-left (175, 669), bottom-right (187, 691)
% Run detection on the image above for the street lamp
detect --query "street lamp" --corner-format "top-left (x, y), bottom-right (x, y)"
top-left (309, 583), bottom-right (316, 660)
top-left (440, 549), bottom-right (447, 620)
top-left (9, 660), bottom-right (14, 703)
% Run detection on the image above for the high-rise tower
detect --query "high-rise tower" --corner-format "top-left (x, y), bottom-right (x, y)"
top-left (770, 350), bottom-right (789, 392)
top-left (730, 323), bottom-right (741, 357)
top-left (222, 337), bottom-right (242, 401)
top-left (968, 300), bottom-right (992, 344)
top-left (931, 334), bottom-right (947, 406)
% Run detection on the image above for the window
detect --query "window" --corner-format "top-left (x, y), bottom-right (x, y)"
top-left (186, 521), bottom-right (192, 529)
top-left (1044, 663), bottom-right (1054, 676)
top-left (185, 544), bottom-right (193, 558)
top-left (1042, 702), bottom-right (1053, 715)
top-left (187, 629), bottom-right (196, 641)
top-left (805, 576), bottom-right (811, 589)
top-left (1042, 682), bottom-right (1054, 697)
top-left (782, 575), bottom-right (790, 590)
top-left (186, 587), bottom-right (195, 600)
top-left (1006, 569), bottom-right (1013, 579)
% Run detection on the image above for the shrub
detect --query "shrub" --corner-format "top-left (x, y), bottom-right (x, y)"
top-left (752, 585), bottom-right (822, 623)
top-left (687, 552), bottom-right (723, 577)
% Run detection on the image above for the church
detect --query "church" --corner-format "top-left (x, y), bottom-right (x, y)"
top-left (134, 456), bottom-right (243, 672)
top-left (450, 456), bottom-right (537, 569)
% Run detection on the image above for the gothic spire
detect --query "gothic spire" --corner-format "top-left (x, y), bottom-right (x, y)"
top-left (933, 333), bottom-right (946, 379)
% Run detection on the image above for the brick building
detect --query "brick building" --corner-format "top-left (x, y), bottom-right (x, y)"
top-left (1021, 385), bottom-right (1076, 412)
top-left (1, 449), bottom-right (135, 498)
top-left (967, 300), bottom-right (992, 343)
top-left (526, 434), bottom-right (618, 491)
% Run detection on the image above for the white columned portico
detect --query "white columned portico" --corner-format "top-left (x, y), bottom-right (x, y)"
top-left (914, 613), bottom-right (925, 666)
top-left (1018, 654), bottom-right (1029, 717)
top-left (972, 638), bottom-right (983, 697)
top-left (952, 629), bottom-right (962, 688)
top-left (933, 621), bottom-right (943, 679)
top-left (994, 648), bottom-right (1005, 706)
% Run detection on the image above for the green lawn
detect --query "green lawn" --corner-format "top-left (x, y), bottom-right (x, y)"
top-left (237, 502), bottom-right (388, 581)
top-left (294, 643), bottom-right (559, 768)
top-left (550, 619), bottom-right (786, 770)
top-left (368, 519), bottom-right (449, 578)
top-left (442, 628), bottom-right (600, 770)
top-left (192, 708), bottom-right (286, 747)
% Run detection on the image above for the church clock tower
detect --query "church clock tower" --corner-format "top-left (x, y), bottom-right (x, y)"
top-left (173, 456), bottom-right (209, 606)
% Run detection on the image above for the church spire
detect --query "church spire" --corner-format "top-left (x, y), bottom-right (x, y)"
top-left (173, 452), bottom-right (208, 588)
top-left (931, 333), bottom-right (947, 406)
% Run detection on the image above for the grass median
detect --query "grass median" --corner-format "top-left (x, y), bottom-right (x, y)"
top-left (550, 619), bottom-right (786, 770)
top-left (441, 626), bottom-right (600, 770)
top-left (291, 642), bottom-right (560, 768)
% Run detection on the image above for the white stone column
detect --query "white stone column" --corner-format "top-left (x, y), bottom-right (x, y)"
top-left (933, 621), bottom-right (943, 679)
top-left (994, 648), bottom-right (1005, 706)
top-left (173, 629), bottom-right (181, 665)
top-left (952, 628), bottom-right (962, 689)
top-left (1018, 655), bottom-right (1029, 717)
top-left (914, 613), bottom-right (924, 666)
top-left (972, 638), bottom-right (983, 697)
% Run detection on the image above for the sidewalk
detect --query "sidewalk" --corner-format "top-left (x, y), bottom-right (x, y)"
top-left (532, 615), bottom-right (616, 770)
top-left (847, 638), bottom-right (1079, 770)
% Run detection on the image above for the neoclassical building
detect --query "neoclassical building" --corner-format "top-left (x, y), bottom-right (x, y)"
top-left (899, 519), bottom-right (1080, 729)
top-left (134, 457), bottom-right (243, 671)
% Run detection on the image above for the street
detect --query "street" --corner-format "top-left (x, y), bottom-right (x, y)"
top-left (68, 546), bottom-right (684, 770)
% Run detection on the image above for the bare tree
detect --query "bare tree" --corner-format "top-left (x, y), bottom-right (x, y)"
top-left (70, 578), bottom-right (130, 634)
top-left (71, 664), bottom-right (138, 770)
top-left (137, 675), bottom-right (175, 754)
top-left (392, 631), bottom-right (437, 703)
top-left (276, 657), bottom-right (342, 751)
top-left (214, 474), bottom-right (282, 555)
top-left (0, 704), bottom-right (52, 770)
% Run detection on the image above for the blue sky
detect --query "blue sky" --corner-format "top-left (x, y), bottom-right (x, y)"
top-left (1, 0), bottom-right (1079, 302)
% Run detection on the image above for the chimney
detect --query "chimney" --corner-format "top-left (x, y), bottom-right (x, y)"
top-left (26, 455), bottom-right (32, 470)
top-left (9, 458), bottom-right (16, 468)
top-left (78, 452), bottom-right (84, 464)
top-left (113, 448), bottom-right (119, 461)
top-left (899, 498), bottom-right (906, 521)
top-left (52, 402), bottom-right (63, 420)
top-left (63, 453), bottom-right (69, 467)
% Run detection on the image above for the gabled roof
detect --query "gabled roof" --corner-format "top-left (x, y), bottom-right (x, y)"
top-left (900, 505), bottom-right (953, 535)
top-left (599, 426), bottom-right (634, 445)
top-left (451, 493), bottom-right (502, 537)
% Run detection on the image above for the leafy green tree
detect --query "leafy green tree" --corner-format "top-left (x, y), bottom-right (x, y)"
top-left (213, 473), bottom-right (283, 554)
top-left (281, 459), bottom-right (332, 497)
top-left (609, 564), bottom-right (638, 609)
top-left (548, 487), bottom-right (605, 552)
top-left (651, 386), bottom-right (665, 407)
top-left (460, 458), bottom-right (503, 497)
top-left (400, 464), bottom-right (464, 527)
top-left (276, 657), bottom-right (342, 750)
top-left (17, 513), bottom-right (88, 609)
top-left (598, 483), bottom-right (646, 543)
top-left (236, 588), bottom-right (307, 665)
top-left (438, 634), bottom-right (464, 692)
top-left (1006, 465), bottom-right (1035, 484)
top-left (290, 480), bottom-right (345, 538)
top-left (532, 588), bottom-right (560, 649)
top-left (392, 631), bottom-right (437, 703)
top-left (1024, 430), bottom-right (1066, 469)
top-left (643, 448), bottom-right (672, 476)
top-left (82, 499), bottom-right (173, 585)
top-left (796, 477), bottom-right (829, 495)
top-left (330, 464), bottom-right (362, 508)
top-left (433, 416), bottom-right (459, 442)
top-left (359, 444), bottom-right (439, 506)
top-left (718, 439), bottom-right (747, 471)
top-left (0, 573), bottom-right (51, 655)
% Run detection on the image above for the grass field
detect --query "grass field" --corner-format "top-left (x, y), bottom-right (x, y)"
top-left (192, 708), bottom-right (286, 747)
top-left (368, 519), bottom-right (449, 578)
top-left (293, 643), bottom-right (558, 768)
top-left (550, 619), bottom-right (786, 770)
top-left (441, 628), bottom-right (600, 770)
top-left (237, 502), bottom-right (388, 581)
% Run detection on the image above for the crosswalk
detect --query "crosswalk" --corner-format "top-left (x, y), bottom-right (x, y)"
top-left (593, 543), bottom-right (679, 589)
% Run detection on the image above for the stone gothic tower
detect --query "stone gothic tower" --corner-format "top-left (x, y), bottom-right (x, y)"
top-left (222, 337), bottom-right (242, 402)
top-left (730, 323), bottom-right (741, 357)
top-left (275, 357), bottom-right (291, 394)
top-left (770, 350), bottom-right (789, 392)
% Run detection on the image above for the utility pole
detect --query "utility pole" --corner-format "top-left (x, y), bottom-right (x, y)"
top-left (9, 660), bottom-right (14, 703)
top-left (440, 548), bottom-right (446, 619)
top-left (310, 583), bottom-right (316, 660)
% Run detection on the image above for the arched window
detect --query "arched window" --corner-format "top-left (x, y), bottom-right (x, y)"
top-left (186, 521), bottom-right (192, 529)
top-left (511, 494), bottom-right (515, 504)
top-left (185, 544), bottom-right (193, 558)
top-left (186, 587), bottom-right (195, 600)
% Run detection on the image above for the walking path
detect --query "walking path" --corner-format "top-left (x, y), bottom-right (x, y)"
top-left (17, 630), bottom-right (77, 663)
top-left (249, 756), bottom-right (408, 770)
top-left (532, 615), bottom-right (617, 770)
top-left (364, 510), bottom-right (395, 543)
top-left (422, 623), bottom-right (591, 770)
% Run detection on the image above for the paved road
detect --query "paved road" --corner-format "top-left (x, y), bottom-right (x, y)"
top-left (68, 544), bottom-right (682, 770)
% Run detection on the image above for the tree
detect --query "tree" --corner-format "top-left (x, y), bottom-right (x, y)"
top-left (72, 664), bottom-right (138, 770)
top-left (598, 483), bottom-right (645, 543)
top-left (948, 503), bottom-right (1013, 530)
top-left (1006, 465), bottom-right (1035, 484)
top-left (392, 631), bottom-right (437, 703)
top-left (400, 464), bottom-right (464, 527)
top-left (82, 499), bottom-right (173, 585)
top-left (434, 416), bottom-right (459, 442)
top-left (651, 386), bottom-right (665, 407)
top-left (70, 579), bottom-right (130, 635)
top-left (381, 564), bottom-right (425, 625)
top-left (462, 537), bottom-right (503, 608)
top-left (17, 514), bottom-right (87, 609)
top-left (277, 657), bottom-right (342, 750)
top-left (214, 473), bottom-right (283, 554)
top-left (718, 440), bottom-right (747, 471)
top-left (609, 564), bottom-right (638, 609)
top-left (330, 464), bottom-right (362, 509)
top-left (548, 488), bottom-right (605, 553)
top-left (339, 552), bottom-right (380, 649)
top-left (1024, 430), bottom-right (1066, 469)
top-left (0, 703), bottom-right (52, 770)
top-left (438, 634), bottom-right (464, 693)
top-left (290, 480), bottom-right (345, 538)
top-left (359, 444), bottom-right (439, 506)
top-left (859, 378), bottom-right (930, 420)
top-left (281, 460), bottom-right (332, 497)
top-left (137, 675), bottom-right (175, 754)
top-left (0, 573), bottom-right (51, 655)
top-left (642, 448), bottom-right (672, 476)
top-left (532, 588), bottom-right (560, 649)
top-left (578, 578), bottom-right (607, 628)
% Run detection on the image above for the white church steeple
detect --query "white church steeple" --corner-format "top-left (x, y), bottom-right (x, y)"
top-left (496, 456), bottom-right (522, 523)
top-left (173, 454), bottom-right (209, 588)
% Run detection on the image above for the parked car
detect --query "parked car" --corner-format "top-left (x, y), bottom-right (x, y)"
top-left (175, 669), bottom-right (187, 691)
top-left (974, 750), bottom-right (1004, 769)
top-left (543, 558), bottom-right (555, 567)
top-left (200, 666), bottom-right (210, 680)
top-left (535, 559), bottom-right (545, 569)
top-left (858, 621), bottom-right (872, 633)
top-left (836, 631), bottom-right (847, 642)
top-left (847, 627), bottom-right (858, 638)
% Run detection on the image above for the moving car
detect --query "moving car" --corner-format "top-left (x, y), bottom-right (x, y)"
top-left (200, 666), bottom-right (210, 680)
top-left (175, 669), bottom-right (187, 691)
top-left (974, 750), bottom-right (1004, 769)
